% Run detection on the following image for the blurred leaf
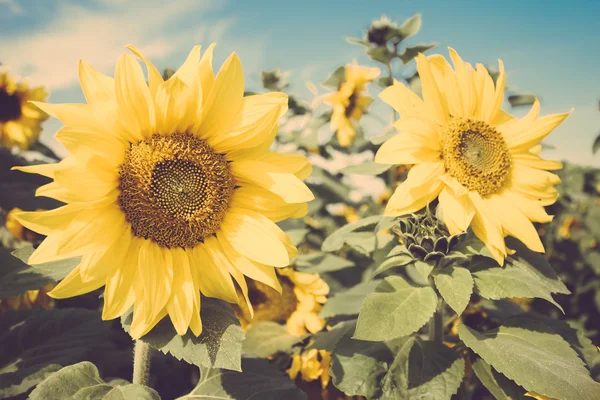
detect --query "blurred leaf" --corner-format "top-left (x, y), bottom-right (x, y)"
top-left (320, 280), bottom-right (381, 318)
top-left (370, 128), bottom-right (398, 145)
top-left (284, 229), bottom-right (309, 247)
top-left (354, 276), bottom-right (438, 341)
top-left (180, 358), bottom-right (306, 400)
top-left (396, 13), bottom-right (422, 42)
top-left (309, 320), bottom-right (356, 352)
top-left (242, 322), bottom-right (306, 358)
top-left (322, 66), bottom-right (346, 90)
top-left (307, 165), bottom-right (351, 203)
top-left (295, 252), bottom-right (354, 274)
top-left (471, 239), bottom-right (570, 312)
top-left (0, 309), bottom-right (116, 399)
top-left (377, 76), bottom-right (394, 88)
top-left (373, 253), bottom-right (413, 276)
top-left (341, 161), bottom-right (392, 175)
top-left (433, 266), bottom-right (473, 315)
top-left (366, 46), bottom-right (394, 65)
top-left (121, 298), bottom-right (244, 371)
top-left (471, 357), bottom-right (527, 399)
top-left (321, 215), bottom-right (382, 252)
top-left (28, 142), bottom-right (61, 161)
top-left (0, 246), bottom-right (79, 300)
top-left (398, 43), bottom-right (437, 64)
top-left (344, 231), bottom-right (377, 255)
top-left (29, 362), bottom-right (159, 400)
top-left (593, 132), bottom-right (600, 154)
top-left (458, 317), bottom-right (600, 400)
top-left (345, 37), bottom-right (369, 46)
top-left (508, 94), bottom-right (537, 108)
top-left (162, 68), bottom-right (175, 80)
top-left (452, 237), bottom-right (495, 260)
top-left (331, 334), bottom-right (464, 399)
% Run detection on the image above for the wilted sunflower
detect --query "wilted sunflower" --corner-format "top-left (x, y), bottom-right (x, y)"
top-left (0, 70), bottom-right (48, 150)
top-left (234, 267), bottom-right (329, 335)
top-left (322, 63), bottom-right (380, 147)
top-left (13, 44), bottom-right (314, 338)
top-left (375, 48), bottom-right (569, 264)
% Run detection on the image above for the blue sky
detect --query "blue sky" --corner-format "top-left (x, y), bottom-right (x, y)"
top-left (1, 0), bottom-right (599, 166)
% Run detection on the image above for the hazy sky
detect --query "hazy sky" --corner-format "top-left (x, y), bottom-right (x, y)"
top-left (1, 0), bottom-right (598, 166)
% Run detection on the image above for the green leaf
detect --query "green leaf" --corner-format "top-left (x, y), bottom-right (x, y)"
top-left (0, 246), bottom-right (79, 300)
top-left (29, 362), bottom-right (160, 400)
top-left (471, 357), bottom-right (527, 400)
top-left (398, 43), bottom-right (437, 64)
top-left (309, 320), bottom-right (357, 352)
top-left (242, 322), bottom-right (306, 358)
top-left (308, 166), bottom-right (351, 203)
top-left (471, 239), bottom-right (570, 312)
top-left (458, 318), bottom-right (600, 400)
top-left (508, 94), bottom-right (537, 108)
top-left (345, 37), bottom-right (368, 46)
top-left (341, 160), bottom-right (392, 175)
top-left (121, 298), bottom-right (244, 371)
top-left (321, 215), bottom-right (382, 252)
top-left (396, 13), bottom-right (422, 42)
top-left (0, 309), bottom-right (116, 399)
top-left (377, 76), bottom-right (394, 88)
top-left (319, 280), bottom-right (381, 318)
top-left (295, 252), bottom-right (354, 274)
top-left (452, 238), bottom-right (495, 260)
top-left (331, 334), bottom-right (464, 399)
top-left (354, 276), bottom-right (438, 341)
top-left (179, 358), bottom-right (306, 400)
top-left (433, 266), bottom-right (473, 315)
top-left (373, 254), bottom-right (413, 276)
top-left (322, 66), bottom-right (346, 89)
top-left (593, 132), bottom-right (600, 154)
top-left (284, 229), bottom-right (309, 247)
top-left (345, 231), bottom-right (377, 255)
top-left (366, 46), bottom-right (395, 65)
top-left (412, 260), bottom-right (433, 280)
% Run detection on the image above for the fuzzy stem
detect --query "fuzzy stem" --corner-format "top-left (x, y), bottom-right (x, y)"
top-left (132, 340), bottom-right (151, 386)
top-left (429, 299), bottom-right (444, 343)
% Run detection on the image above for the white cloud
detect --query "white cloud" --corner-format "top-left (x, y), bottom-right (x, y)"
top-left (0, 0), bottom-right (264, 90)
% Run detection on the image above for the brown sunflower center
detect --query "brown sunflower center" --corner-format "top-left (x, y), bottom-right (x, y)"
top-left (118, 132), bottom-right (235, 248)
top-left (441, 117), bottom-right (511, 197)
top-left (0, 89), bottom-right (22, 122)
top-left (345, 90), bottom-right (359, 118)
top-left (247, 277), bottom-right (298, 324)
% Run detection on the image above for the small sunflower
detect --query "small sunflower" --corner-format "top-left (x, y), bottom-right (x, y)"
top-left (323, 64), bottom-right (380, 147)
top-left (376, 48), bottom-right (569, 264)
top-left (234, 267), bottom-right (329, 335)
top-left (0, 283), bottom-right (55, 312)
top-left (13, 44), bottom-right (314, 338)
top-left (0, 70), bottom-right (48, 150)
top-left (287, 348), bottom-right (332, 389)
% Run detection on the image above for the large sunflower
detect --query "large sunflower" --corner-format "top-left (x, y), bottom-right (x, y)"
top-left (13, 44), bottom-right (314, 338)
top-left (0, 70), bottom-right (49, 150)
top-left (322, 63), bottom-right (380, 147)
top-left (376, 48), bottom-right (569, 265)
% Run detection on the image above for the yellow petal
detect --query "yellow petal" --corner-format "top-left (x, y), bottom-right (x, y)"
top-left (189, 295), bottom-right (203, 336)
top-left (468, 192), bottom-right (507, 265)
top-left (198, 43), bottom-right (216, 105)
top-left (378, 79), bottom-right (426, 119)
top-left (78, 60), bottom-right (115, 105)
top-left (416, 53), bottom-right (448, 126)
top-left (189, 243), bottom-right (238, 304)
top-left (488, 195), bottom-right (545, 253)
top-left (126, 45), bottom-right (164, 98)
top-left (510, 164), bottom-right (561, 205)
top-left (448, 48), bottom-right (476, 116)
top-left (219, 209), bottom-right (291, 267)
top-left (197, 53), bottom-right (244, 140)
top-left (504, 111), bottom-right (571, 152)
top-left (114, 53), bottom-right (155, 141)
top-left (474, 63), bottom-right (496, 121)
top-left (166, 248), bottom-right (195, 335)
top-left (30, 102), bottom-right (112, 136)
top-left (438, 186), bottom-right (475, 234)
top-left (47, 265), bottom-right (105, 299)
top-left (102, 237), bottom-right (139, 320)
top-left (504, 190), bottom-right (553, 223)
top-left (255, 152), bottom-right (311, 179)
top-left (137, 240), bottom-right (173, 323)
top-left (154, 76), bottom-right (196, 135)
top-left (384, 162), bottom-right (445, 216)
top-left (512, 152), bottom-right (562, 171)
top-left (428, 54), bottom-right (464, 118)
top-left (55, 126), bottom-right (126, 167)
top-left (14, 205), bottom-right (83, 236)
top-left (230, 160), bottom-right (314, 203)
top-left (79, 225), bottom-right (130, 282)
top-left (230, 185), bottom-right (309, 222)
top-left (130, 304), bottom-right (167, 339)
top-left (375, 130), bottom-right (441, 165)
top-left (485, 59), bottom-right (505, 123)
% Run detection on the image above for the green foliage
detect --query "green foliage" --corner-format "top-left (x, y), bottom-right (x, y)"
top-left (0, 309), bottom-right (116, 399)
top-left (29, 362), bottom-right (159, 400)
top-left (319, 280), bottom-right (381, 318)
top-left (321, 215), bottom-right (382, 252)
top-left (242, 322), bottom-right (306, 358)
top-left (354, 276), bottom-right (438, 341)
top-left (433, 266), bottom-right (473, 315)
top-left (121, 298), bottom-right (244, 371)
top-left (459, 317), bottom-right (600, 400)
top-left (471, 357), bottom-right (527, 399)
top-left (0, 246), bottom-right (79, 300)
top-left (179, 359), bottom-right (306, 400)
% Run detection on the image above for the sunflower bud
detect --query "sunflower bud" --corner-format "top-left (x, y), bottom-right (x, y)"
top-left (366, 16), bottom-right (399, 46)
top-left (392, 209), bottom-right (466, 262)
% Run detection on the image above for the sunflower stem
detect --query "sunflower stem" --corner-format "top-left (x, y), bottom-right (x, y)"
top-left (429, 299), bottom-right (444, 343)
top-left (132, 340), bottom-right (151, 386)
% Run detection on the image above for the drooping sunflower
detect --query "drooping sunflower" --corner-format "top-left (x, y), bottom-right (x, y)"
top-left (322, 63), bottom-right (380, 147)
top-left (0, 70), bottom-right (48, 150)
top-left (13, 44), bottom-right (314, 338)
top-left (234, 267), bottom-right (329, 336)
top-left (375, 48), bottom-right (569, 264)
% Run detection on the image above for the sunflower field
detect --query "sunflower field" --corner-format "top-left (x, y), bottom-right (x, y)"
top-left (1, 9), bottom-right (599, 400)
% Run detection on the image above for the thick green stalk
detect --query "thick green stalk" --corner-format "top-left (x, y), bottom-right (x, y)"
top-left (429, 299), bottom-right (444, 343)
top-left (132, 340), bottom-right (151, 386)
